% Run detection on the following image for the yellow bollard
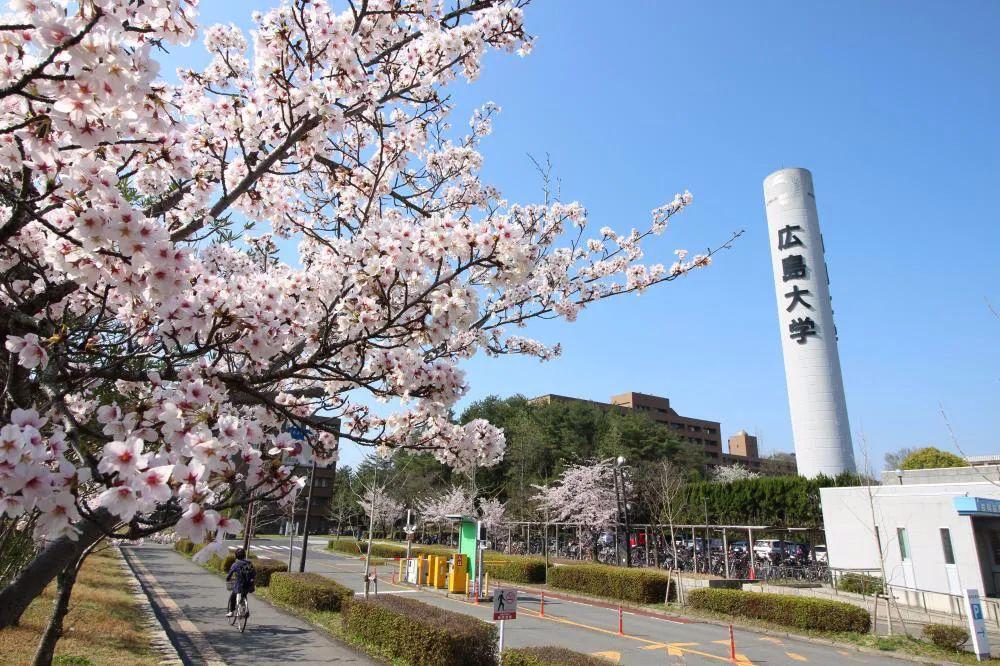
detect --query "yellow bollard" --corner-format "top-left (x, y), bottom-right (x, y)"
top-left (448, 554), bottom-right (467, 594)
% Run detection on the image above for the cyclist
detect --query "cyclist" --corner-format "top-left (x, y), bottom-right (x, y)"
top-left (225, 548), bottom-right (256, 617)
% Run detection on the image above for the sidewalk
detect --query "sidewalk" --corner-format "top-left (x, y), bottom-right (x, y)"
top-left (122, 543), bottom-right (374, 665)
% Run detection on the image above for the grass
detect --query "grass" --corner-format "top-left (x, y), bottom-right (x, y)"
top-left (672, 603), bottom-right (999, 665)
top-left (0, 547), bottom-right (160, 666)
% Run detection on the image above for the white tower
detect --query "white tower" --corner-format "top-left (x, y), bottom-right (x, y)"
top-left (763, 168), bottom-right (856, 478)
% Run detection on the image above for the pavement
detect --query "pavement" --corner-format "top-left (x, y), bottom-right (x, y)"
top-left (231, 536), bottom-right (920, 665)
top-left (121, 543), bottom-right (374, 665)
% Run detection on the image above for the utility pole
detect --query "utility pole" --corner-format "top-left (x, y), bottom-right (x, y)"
top-left (617, 456), bottom-right (632, 568)
top-left (363, 464), bottom-right (379, 598)
top-left (612, 462), bottom-right (624, 564)
top-left (298, 460), bottom-right (320, 572)
top-left (242, 501), bottom-right (255, 556)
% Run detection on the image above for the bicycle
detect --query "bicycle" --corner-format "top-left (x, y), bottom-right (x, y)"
top-left (227, 582), bottom-right (249, 632)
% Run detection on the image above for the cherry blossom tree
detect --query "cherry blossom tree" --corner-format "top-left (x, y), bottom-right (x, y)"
top-left (0, 0), bottom-right (732, 626)
top-left (417, 483), bottom-right (475, 525)
top-left (477, 495), bottom-right (506, 531)
top-left (356, 481), bottom-right (404, 536)
top-left (711, 463), bottom-right (759, 483)
top-left (533, 458), bottom-right (622, 559)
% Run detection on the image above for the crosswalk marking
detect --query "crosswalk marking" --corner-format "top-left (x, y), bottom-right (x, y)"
top-left (786, 652), bottom-right (808, 661)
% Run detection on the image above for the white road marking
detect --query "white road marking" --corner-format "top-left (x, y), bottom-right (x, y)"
top-left (126, 552), bottom-right (228, 666)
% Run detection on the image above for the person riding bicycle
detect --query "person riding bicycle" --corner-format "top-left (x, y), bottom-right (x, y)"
top-left (226, 548), bottom-right (256, 617)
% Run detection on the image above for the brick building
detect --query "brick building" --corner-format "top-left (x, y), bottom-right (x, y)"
top-left (530, 391), bottom-right (796, 476)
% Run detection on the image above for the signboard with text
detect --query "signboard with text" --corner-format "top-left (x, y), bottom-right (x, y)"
top-left (964, 588), bottom-right (990, 660)
top-left (493, 588), bottom-right (517, 621)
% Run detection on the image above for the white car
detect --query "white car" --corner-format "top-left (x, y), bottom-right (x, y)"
top-left (753, 539), bottom-right (785, 560)
top-left (813, 544), bottom-right (828, 563)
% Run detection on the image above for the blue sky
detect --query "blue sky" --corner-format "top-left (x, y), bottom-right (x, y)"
top-left (165, 1), bottom-right (999, 470)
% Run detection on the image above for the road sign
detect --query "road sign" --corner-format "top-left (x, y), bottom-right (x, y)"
top-left (493, 588), bottom-right (517, 621)
top-left (964, 588), bottom-right (990, 660)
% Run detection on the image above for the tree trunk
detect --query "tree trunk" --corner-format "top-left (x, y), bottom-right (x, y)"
top-left (0, 509), bottom-right (114, 629)
top-left (31, 560), bottom-right (79, 666)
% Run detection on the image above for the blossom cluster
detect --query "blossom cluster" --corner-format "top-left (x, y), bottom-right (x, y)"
top-left (0, 0), bottom-right (709, 548)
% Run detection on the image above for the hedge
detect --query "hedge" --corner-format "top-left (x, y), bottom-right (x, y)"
top-left (687, 588), bottom-right (871, 633)
top-left (548, 564), bottom-right (673, 603)
top-left (270, 572), bottom-right (354, 612)
top-left (835, 572), bottom-right (884, 596)
top-left (327, 538), bottom-right (452, 559)
top-left (254, 558), bottom-right (287, 587)
top-left (501, 647), bottom-right (608, 666)
top-left (484, 557), bottom-right (547, 584)
top-left (345, 595), bottom-right (497, 665)
top-left (922, 623), bottom-right (968, 651)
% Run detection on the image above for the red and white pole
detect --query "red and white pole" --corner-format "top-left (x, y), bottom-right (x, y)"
top-left (540, 591), bottom-right (545, 617)
top-left (729, 624), bottom-right (736, 661)
top-left (618, 605), bottom-right (623, 635)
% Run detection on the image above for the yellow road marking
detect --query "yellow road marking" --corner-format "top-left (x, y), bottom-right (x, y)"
top-left (128, 551), bottom-right (227, 666)
top-left (640, 643), bottom-right (667, 650)
top-left (786, 652), bottom-right (808, 661)
top-left (518, 607), bottom-right (733, 663)
top-left (590, 651), bottom-right (621, 663)
top-left (735, 653), bottom-right (753, 665)
top-left (759, 636), bottom-right (784, 645)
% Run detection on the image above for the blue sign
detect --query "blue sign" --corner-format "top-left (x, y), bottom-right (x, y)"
top-left (954, 496), bottom-right (1000, 516)
top-left (288, 425), bottom-right (310, 441)
top-left (973, 603), bottom-right (983, 620)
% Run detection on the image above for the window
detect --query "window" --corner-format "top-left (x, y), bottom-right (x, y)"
top-left (940, 528), bottom-right (955, 565)
top-left (897, 528), bottom-right (911, 561)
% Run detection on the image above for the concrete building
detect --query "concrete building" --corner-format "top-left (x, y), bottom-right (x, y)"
top-left (763, 167), bottom-right (856, 478)
top-left (821, 465), bottom-right (1000, 614)
top-left (530, 391), bottom-right (795, 475)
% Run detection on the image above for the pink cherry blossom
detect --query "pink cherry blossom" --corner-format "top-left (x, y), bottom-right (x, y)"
top-left (4, 334), bottom-right (48, 369)
top-left (98, 438), bottom-right (149, 478)
top-left (99, 484), bottom-right (140, 522)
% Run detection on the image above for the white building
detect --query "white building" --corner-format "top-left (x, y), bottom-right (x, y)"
top-left (763, 168), bottom-right (855, 477)
top-left (821, 466), bottom-right (1000, 614)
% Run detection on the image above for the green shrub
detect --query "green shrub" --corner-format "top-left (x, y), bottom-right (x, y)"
top-left (253, 558), bottom-right (287, 587)
top-left (922, 623), bottom-right (968, 651)
top-left (501, 646), bottom-right (608, 665)
top-left (687, 588), bottom-right (870, 633)
top-left (270, 572), bottom-right (354, 612)
top-left (345, 595), bottom-right (497, 665)
top-left (548, 564), bottom-right (673, 603)
top-left (174, 539), bottom-right (194, 554)
top-left (484, 557), bottom-right (547, 584)
top-left (327, 538), bottom-right (453, 559)
top-left (836, 573), bottom-right (883, 595)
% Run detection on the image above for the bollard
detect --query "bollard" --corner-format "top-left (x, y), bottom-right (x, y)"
top-left (729, 624), bottom-right (736, 661)
top-left (618, 604), bottom-right (623, 635)
top-left (485, 572), bottom-right (490, 596)
top-left (540, 591), bottom-right (545, 617)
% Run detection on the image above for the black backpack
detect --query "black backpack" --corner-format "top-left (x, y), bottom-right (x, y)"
top-left (235, 560), bottom-right (256, 593)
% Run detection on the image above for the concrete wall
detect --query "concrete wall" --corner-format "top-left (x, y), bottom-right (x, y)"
top-left (763, 168), bottom-right (855, 477)
top-left (822, 482), bottom-right (1000, 611)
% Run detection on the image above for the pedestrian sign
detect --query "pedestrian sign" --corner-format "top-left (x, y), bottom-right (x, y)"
top-left (493, 588), bottom-right (517, 621)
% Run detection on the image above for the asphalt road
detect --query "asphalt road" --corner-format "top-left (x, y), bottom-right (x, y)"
top-left (122, 543), bottom-right (373, 665)
top-left (241, 536), bottom-right (914, 665)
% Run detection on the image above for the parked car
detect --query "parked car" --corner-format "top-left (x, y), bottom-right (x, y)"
top-left (730, 540), bottom-right (749, 553)
top-left (783, 542), bottom-right (810, 559)
top-left (812, 544), bottom-right (828, 563)
top-left (753, 539), bottom-right (785, 560)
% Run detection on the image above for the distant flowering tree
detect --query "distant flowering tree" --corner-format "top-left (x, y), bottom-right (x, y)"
top-left (417, 484), bottom-right (475, 526)
top-left (0, 0), bottom-right (728, 626)
top-left (356, 482), bottom-right (405, 537)
top-left (711, 464), bottom-right (760, 484)
top-left (477, 496), bottom-right (507, 532)
top-left (533, 458), bottom-right (622, 559)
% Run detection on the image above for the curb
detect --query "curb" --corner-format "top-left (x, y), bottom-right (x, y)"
top-left (117, 546), bottom-right (184, 666)
top-left (500, 580), bottom-right (970, 666)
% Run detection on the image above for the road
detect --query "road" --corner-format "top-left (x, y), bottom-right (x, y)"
top-left (239, 536), bottom-right (913, 665)
top-left (122, 543), bottom-right (373, 665)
